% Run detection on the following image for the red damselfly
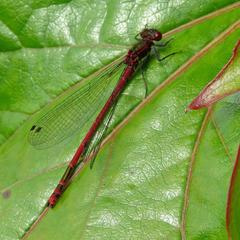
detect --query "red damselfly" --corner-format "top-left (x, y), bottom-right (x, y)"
top-left (29, 28), bottom-right (175, 207)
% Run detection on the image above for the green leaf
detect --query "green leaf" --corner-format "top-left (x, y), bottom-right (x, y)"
top-left (227, 145), bottom-right (240, 239)
top-left (0, 1), bottom-right (239, 240)
top-left (188, 40), bottom-right (240, 110)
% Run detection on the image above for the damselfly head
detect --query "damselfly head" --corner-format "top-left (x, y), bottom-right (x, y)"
top-left (140, 28), bottom-right (162, 41)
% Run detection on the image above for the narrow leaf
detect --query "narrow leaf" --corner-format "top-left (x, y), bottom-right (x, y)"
top-left (188, 39), bottom-right (240, 110)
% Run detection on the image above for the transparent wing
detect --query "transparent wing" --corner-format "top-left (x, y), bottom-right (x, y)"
top-left (29, 59), bottom-right (125, 149)
top-left (86, 98), bottom-right (118, 169)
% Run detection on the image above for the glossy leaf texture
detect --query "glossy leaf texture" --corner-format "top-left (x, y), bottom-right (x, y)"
top-left (227, 145), bottom-right (240, 239)
top-left (0, 1), bottom-right (240, 240)
top-left (188, 39), bottom-right (240, 110)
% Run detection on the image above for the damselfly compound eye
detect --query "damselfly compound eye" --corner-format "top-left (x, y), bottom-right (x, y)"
top-left (154, 31), bottom-right (162, 41)
top-left (140, 29), bottom-right (162, 41)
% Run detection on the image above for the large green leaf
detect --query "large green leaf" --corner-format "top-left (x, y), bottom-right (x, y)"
top-left (0, 1), bottom-right (239, 239)
top-left (227, 146), bottom-right (240, 239)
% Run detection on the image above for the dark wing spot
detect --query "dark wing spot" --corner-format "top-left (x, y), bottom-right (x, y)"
top-left (36, 127), bottom-right (42, 133)
top-left (30, 125), bottom-right (36, 131)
